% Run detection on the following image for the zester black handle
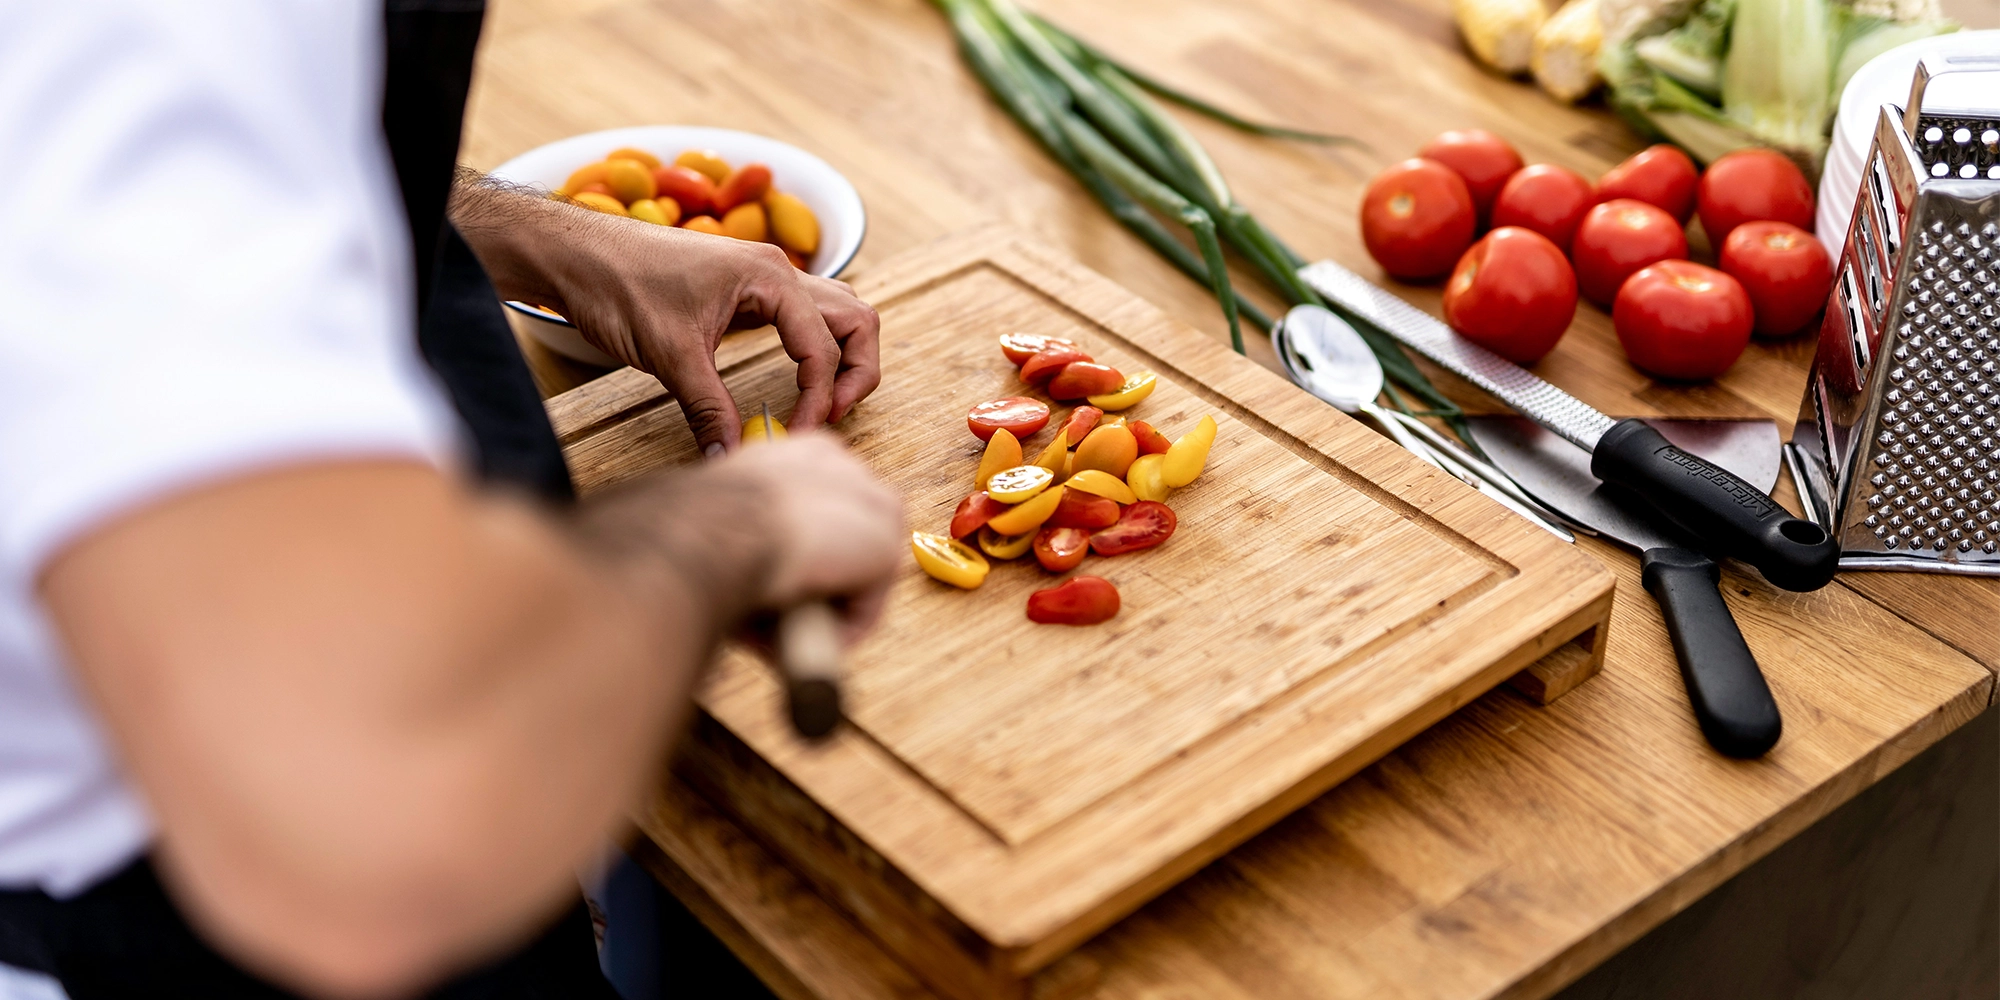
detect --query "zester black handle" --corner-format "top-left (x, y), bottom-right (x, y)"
top-left (1591, 419), bottom-right (1839, 592)
top-left (1641, 548), bottom-right (1782, 758)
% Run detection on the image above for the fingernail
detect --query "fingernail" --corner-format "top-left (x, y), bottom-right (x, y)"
top-left (704, 443), bottom-right (726, 460)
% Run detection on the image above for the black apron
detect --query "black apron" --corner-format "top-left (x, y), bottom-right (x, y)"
top-left (0, 3), bottom-right (613, 995)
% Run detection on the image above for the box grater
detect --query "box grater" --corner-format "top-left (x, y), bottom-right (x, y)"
top-left (1786, 53), bottom-right (2000, 576)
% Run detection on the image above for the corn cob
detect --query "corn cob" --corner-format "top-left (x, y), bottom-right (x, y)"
top-left (1453, 0), bottom-right (1548, 74)
top-left (1533, 0), bottom-right (1604, 102)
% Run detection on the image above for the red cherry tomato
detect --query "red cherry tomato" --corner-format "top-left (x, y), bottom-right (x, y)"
top-left (714, 163), bottom-right (773, 213)
top-left (1359, 158), bottom-right (1476, 280)
top-left (1020, 346), bottom-right (1093, 386)
top-left (1442, 227), bottom-right (1577, 364)
top-left (1026, 575), bottom-right (1120, 625)
top-left (1127, 419), bottom-right (1172, 455)
top-left (1001, 333), bottom-right (1081, 366)
top-left (1490, 163), bottom-right (1595, 252)
top-left (652, 166), bottom-right (717, 216)
top-left (967, 397), bottom-right (1051, 442)
top-left (1047, 489), bottom-right (1121, 530)
top-left (949, 492), bottom-right (1009, 538)
top-left (1047, 362), bottom-right (1125, 401)
top-left (1418, 129), bottom-right (1523, 224)
top-left (1597, 144), bottom-right (1698, 223)
top-left (1719, 221), bottom-right (1834, 337)
top-left (1571, 199), bottom-right (1689, 306)
top-left (1613, 260), bottom-right (1754, 380)
top-left (1089, 500), bottom-right (1177, 556)
top-left (1697, 149), bottom-right (1814, 247)
top-left (1059, 406), bottom-right (1103, 445)
top-left (1032, 526), bottom-right (1091, 573)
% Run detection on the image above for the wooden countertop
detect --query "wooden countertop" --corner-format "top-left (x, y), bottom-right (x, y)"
top-left (461, 0), bottom-right (2000, 996)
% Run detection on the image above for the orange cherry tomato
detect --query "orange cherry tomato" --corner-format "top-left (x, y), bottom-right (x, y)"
top-left (1046, 489), bottom-right (1121, 530)
top-left (653, 166), bottom-right (717, 217)
top-left (1128, 419), bottom-right (1172, 456)
top-left (1020, 346), bottom-right (1094, 386)
top-left (1072, 424), bottom-right (1139, 478)
top-left (681, 216), bottom-right (727, 236)
top-left (967, 397), bottom-right (1051, 442)
top-left (1058, 406), bottom-right (1102, 446)
top-left (715, 163), bottom-right (773, 213)
top-left (1089, 500), bottom-right (1176, 556)
top-left (1026, 575), bottom-right (1120, 624)
top-left (950, 492), bottom-right (1010, 538)
top-left (1000, 333), bottom-right (1082, 366)
top-left (975, 427), bottom-right (1023, 488)
top-left (1047, 362), bottom-right (1125, 401)
top-left (1033, 526), bottom-right (1091, 573)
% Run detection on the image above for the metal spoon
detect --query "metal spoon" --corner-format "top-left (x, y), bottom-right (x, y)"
top-left (1275, 305), bottom-right (1572, 541)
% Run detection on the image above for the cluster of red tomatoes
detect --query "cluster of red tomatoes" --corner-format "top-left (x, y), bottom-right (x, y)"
top-left (1360, 130), bottom-right (1832, 381)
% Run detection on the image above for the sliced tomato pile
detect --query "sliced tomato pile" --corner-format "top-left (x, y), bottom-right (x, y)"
top-left (911, 334), bottom-right (1221, 626)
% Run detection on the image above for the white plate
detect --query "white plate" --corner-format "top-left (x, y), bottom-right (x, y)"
top-left (488, 125), bottom-right (867, 366)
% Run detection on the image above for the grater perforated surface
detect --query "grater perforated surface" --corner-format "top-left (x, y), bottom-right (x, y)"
top-left (1912, 115), bottom-right (2000, 180)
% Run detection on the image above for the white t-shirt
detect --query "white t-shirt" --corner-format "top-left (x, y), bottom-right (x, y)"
top-left (0, 0), bottom-right (456, 918)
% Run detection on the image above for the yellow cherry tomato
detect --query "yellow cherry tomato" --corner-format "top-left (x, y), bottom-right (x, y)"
top-left (604, 158), bottom-right (658, 204)
top-left (1064, 469), bottom-right (1138, 504)
top-left (977, 526), bottom-right (1035, 560)
top-left (740, 415), bottom-right (787, 445)
top-left (765, 191), bottom-right (821, 255)
top-left (570, 191), bottom-right (628, 216)
top-left (721, 202), bottom-right (768, 242)
top-left (976, 428), bottom-right (1023, 489)
top-left (675, 148), bottom-right (733, 184)
top-left (606, 146), bottom-right (663, 170)
top-left (1087, 371), bottom-right (1158, 411)
top-left (1031, 429), bottom-right (1068, 476)
top-left (1162, 414), bottom-right (1217, 487)
top-left (986, 465), bottom-right (1053, 504)
top-left (559, 161), bottom-right (610, 197)
top-left (1127, 453), bottom-right (1172, 502)
top-left (986, 485), bottom-right (1065, 535)
top-left (627, 198), bottom-right (672, 225)
top-left (1073, 424), bottom-right (1138, 479)
top-left (682, 216), bottom-right (727, 236)
top-left (913, 532), bottom-right (989, 589)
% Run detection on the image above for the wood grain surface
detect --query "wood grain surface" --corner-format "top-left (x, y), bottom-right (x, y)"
top-left (459, 0), bottom-right (2000, 995)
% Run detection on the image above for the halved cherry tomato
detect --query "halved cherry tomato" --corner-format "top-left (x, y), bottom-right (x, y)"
top-left (1597, 144), bottom-right (1698, 223)
top-left (986, 485), bottom-right (1066, 535)
top-left (986, 465), bottom-right (1053, 503)
top-left (652, 165), bottom-right (717, 217)
top-left (977, 526), bottom-right (1036, 560)
top-left (1089, 501), bottom-right (1177, 556)
top-left (912, 532), bottom-right (989, 589)
top-left (975, 427), bottom-right (1022, 488)
top-left (1126, 453), bottom-right (1171, 502)
top-left (1058, 406), bottom-right (1102, 446)
top-left (949, 492), bottom-right (1009, 538)
top-left (1000, 333), bottom-right (1082, 366)
top-left (1049, 363), bottom-right (1126, 401)
top-left (967, 397), bottom-right (1050, 442)
top-left (1418, 129), bottom-right (1523, 224)
top-left (1128, 419), bottom-right (1172, 455)
top-left (1087, 371), bottom-right (1156, 410)
top-left (1033, 526), bottom-right (1091, 572)
top-left (1030, 429), bottom-right (1069, 475)
top-left (740, 414), bottom-right (787, 444)
top-left (1026, 575), bottom-right (1120, 625)
top-left (1020, 346), bottom-right (1094, 386)
top-left (1064, 468), bottom-right (1138, 504)
top-left (714, 163), bottom-right (773, 213)
top-left (1162, 415), bottom-right (1216, 487)
top-left (1571, 199), bottom-right (1689, 306)
top-left (1491, 164), bottom-right (1595, 253)
top-left (1360, 158), bottom-right (1477, 280)
top-left (1046, 489), bottom-right (1121, 530)
top-left (1073, 424), bottom-right (1139, 479)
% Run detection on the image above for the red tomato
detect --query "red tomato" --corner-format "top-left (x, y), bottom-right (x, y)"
top-left (652, 166), bottom-right (717, 217)
top-left (1128, 419), bottom-right (1171, 456)
top-left (1047, 362), bottom-right (1125, 401)
top-left (1696, 149), bottom-right (1814, 246)
top-left (949, 492), bottom-right (1010, 538)
top-left (1613, 260), bottom-right (1754, 380)
top-left (1047, 489), bottom-right (1121, 530)
top-left (1719, 221), bottom-right (1834, 337)
top-left (1442, 227), bottom-right (1577, 364)
top-left (1571, 199), bottom-right (1690, 305)
top-left (1059, 406), bottom-right (1103, 445)
top-left (1490, 163), bottom-right (1595, 253)
top-left (1419, 129), bottom-right (1523, 224)
top-left (1597, 145), bottom-right (1698, 223)
top-left (1089, 500), bottom-right (1176, 556)
top-left (967, 397), bottom-right (1051, 442)
top-left (1001, 333), bottom-right (1081, 366)
top-left (1033, 526), bottom-right (1091, 573)
top-left (1359, 158), bottom-right (1477, 280)
top-left (714, 163), bottom-right (773, 213)
top-left (1026, 575), bottom-right (1120, 625)
top-left (1020, 346), bottom-right (1093, 386)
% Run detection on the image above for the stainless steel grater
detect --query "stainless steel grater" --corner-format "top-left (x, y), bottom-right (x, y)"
top-left (1785, 53), bottom-right (2000, 576)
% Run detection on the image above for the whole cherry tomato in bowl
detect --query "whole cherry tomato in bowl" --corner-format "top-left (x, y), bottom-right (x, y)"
top-left (1360, 158), bottom-right (1476, 280)
top-left (1490, 163), bottom-right (1595, 252)
top-left (1596, 144), bottom-right (1698, 223)
top-left (1697, 148), bottom-right (1814, 246)
top-left (1418, 129), bottom-right (1522, 224)
top-left (1613, 260), bottom-right (1754, 381)
top-left (1719, 221), bottom-right (1833, 337)
top-left (1571, 199), bottom-right (1689, 306)
top-left (1442, 226), bottom-right (1577, 364)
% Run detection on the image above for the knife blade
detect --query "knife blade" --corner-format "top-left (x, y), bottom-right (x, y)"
top-left (765, 403), bottom-right (844, 740)
top-left (1300, 259), bottom-right (1841, 593)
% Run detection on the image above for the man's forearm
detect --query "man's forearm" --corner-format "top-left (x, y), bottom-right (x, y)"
top-left (447, 170), bottom-right (585, 311)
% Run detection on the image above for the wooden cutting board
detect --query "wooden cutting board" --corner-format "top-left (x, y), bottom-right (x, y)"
top-left (547, 228), bottom-right (1614, 1000)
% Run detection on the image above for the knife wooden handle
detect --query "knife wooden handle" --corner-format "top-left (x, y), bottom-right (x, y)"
top-left (1641, 547), bottom-right (1782, 758)
top-left (777, 601), bottom-right (844, 739)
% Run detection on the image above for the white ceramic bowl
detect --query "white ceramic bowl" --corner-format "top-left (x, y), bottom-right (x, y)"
top-left (488, 125), bottom-right (867, 367)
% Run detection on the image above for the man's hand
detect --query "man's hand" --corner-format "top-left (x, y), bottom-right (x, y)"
top-left (452, 178), bottom-right (881, 455)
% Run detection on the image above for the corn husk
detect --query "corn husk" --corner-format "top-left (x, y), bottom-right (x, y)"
top-left (1454, 0), bottom-right (1547, 74)
top-left (1533, 0), bottom-right (1605, 102)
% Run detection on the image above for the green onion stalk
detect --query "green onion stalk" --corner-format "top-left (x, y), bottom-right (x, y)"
top-left (932, 0), bottom-right (1466, 424)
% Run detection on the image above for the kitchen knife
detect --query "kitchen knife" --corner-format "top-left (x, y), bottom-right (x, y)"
top-left (765, 404), bottom-right (845, 739)
top-left (1468, 416), bottom-right (1784, 758)
top-left (1300, 260), bottom-right (1841, 593)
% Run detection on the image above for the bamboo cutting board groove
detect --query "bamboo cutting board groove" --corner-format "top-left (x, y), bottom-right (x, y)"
top-left (548, 229), bottom-right (1614, 1000)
